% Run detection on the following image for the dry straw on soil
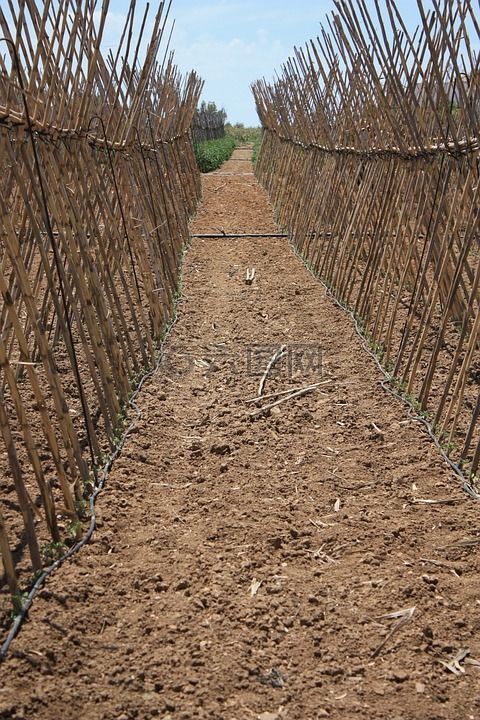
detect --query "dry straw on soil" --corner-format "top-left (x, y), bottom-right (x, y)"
top-left (253, 0), bottom-right (480, 480)
top-left (0, 0), bottom-right (202, 613)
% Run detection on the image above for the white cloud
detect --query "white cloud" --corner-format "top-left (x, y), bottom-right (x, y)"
top-left (95, 10), bottom-right (128, 46)
top-left (90, 1), bottom-right (337, 124)
top-left (94, 0), bottom-right (472, 127)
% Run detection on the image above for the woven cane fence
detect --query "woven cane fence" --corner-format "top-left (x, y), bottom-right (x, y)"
top-left (191, 104), bottom-right (227, 142)
top-left (0, 0), bottom-right (202, 617)
top-left (253, 0), bottom-right (480, 481)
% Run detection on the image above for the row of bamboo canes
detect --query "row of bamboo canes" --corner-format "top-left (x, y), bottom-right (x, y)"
top-left (252, 0), bottom-right (480, 480)
top-left (0, 0), bottom-right (203, 613)
top-left (191, 103), bottom-right (227, 142)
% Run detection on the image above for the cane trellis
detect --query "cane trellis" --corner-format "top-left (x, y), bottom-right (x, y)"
top-left (0, 0), bottom-right (203, 613)
top-left (191, 105), bottom-right (227, 142)
top-left (253, 0), bottom-right (480, 481)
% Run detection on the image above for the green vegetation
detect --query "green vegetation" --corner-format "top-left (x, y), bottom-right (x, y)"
top-left (225, 122), bottom-right (263, 165)
top-left (192, 121), bottom-right (265, 172)
top-left (251, 134), bottom-right (263, 165)
top-left (41, 540), bottom-right (68, 564)
top-left (10, 591), bottom-right (28, 617)
top-left (225, 122), bottom-right (263, 144)
top-left (193, 136), bottom-right (236, 173)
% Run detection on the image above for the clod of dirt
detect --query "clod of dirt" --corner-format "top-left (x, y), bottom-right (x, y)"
top-left (210, 442), bottom-right (231, 455)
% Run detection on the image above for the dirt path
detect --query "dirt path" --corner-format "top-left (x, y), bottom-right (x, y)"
top-left (2, 146), bottom-right (480, 720)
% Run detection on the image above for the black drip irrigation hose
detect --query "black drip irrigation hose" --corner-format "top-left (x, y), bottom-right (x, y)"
top-left (0, 292), bottom-right (186, 662)
top-left (210, 172), bottom-right (254, 176)
top-left (288, 237), bottom-right (480, 502)
top-left (191, 233), bottom-right (290, 238)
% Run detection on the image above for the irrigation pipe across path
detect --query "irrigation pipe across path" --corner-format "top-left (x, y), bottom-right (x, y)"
top-left (191, 233), bottom-right (290, 238)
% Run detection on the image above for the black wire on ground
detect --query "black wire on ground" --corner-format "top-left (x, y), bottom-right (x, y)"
top-left (287, 236), bottom-right (480, 501)
top-left (0, 282), bottom-right (188, 663)
top-left (191, 233), bottom-right (289, 238)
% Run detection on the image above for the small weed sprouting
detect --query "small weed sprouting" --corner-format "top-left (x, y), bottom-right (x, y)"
top-left (75, 498), bottom-right (88, 519)
top-left (470, 473), bottom-right (480, 490)
top-left (67, 520), bottom-right (83, 541)
top-left (84, 472), bottom-right (97, 495)
top-left (41, 541), bottom-right (67, 564)
top-left (10, 591), bottom-right (28, 617)
top-left (437, 431), bottom-right (459, 456)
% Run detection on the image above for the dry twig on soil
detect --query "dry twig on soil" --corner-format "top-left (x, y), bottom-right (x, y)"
top-left (420, 557), bottom-right (461, 577)
top-left (258, 344), bottom-right (287, 396)
top-left (251, 383), bottom-right (324, 418)
top-left (440, 647), bottom-right (472, 675)
top-left (371, 606), bottom-right (416, 659)
top-left (247, 379), bottom-right (331, 404)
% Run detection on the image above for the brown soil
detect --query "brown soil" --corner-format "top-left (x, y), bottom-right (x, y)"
top-left (1, 146), bottom-right (480, 720)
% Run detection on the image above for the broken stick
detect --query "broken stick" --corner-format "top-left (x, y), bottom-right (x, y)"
top-left (246, 379), bottom-right (331, 404)
top-left (258, 344), bottom-right (287, 396)
top-left (251, 382), bottom-right (320, 418)
top-left (371, 606), bottom-right (416, 659)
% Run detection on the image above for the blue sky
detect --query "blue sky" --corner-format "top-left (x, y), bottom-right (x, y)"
top-left (101, 1), bottom-right (452, 126)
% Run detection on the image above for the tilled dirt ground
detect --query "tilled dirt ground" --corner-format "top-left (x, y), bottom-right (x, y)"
top-left (1, 146), bottom-right (480, 720)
